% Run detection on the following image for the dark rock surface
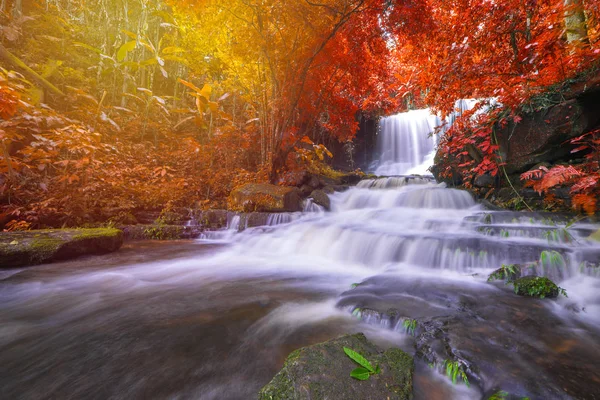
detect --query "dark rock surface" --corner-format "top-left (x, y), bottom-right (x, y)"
top-left (309, 190), bottom-right (331, 211)
top-left (229, 183), bottom-right (302, 212)
top-left (0, 228), bottom-right (123, 268)
top-left (258, 333), bottom-right (413, 400)
top-left (336, 274), bottom-right (600, 399)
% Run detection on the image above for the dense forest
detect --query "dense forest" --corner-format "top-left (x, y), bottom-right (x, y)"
top-left (1, 0), bottom-right (599, 229)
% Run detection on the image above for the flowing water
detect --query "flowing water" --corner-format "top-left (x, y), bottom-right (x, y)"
top-left (2, 109), bottom-right (600, 399)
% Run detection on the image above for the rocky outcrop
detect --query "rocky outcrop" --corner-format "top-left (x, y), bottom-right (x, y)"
top-left (0, 228), bottom-right (123, 268)
top-left (258, 333), bottom-right (413, 400)
top-left (228, 183), bottom-right (302, 213)
top-left (512, 276), bottom-right (560, 299)
top-left (121, 224), bottom-right (201, 240)
top-left (309, 190), bottom-right (331, 211)
top-left (432, 70), bottom-right (600, 191)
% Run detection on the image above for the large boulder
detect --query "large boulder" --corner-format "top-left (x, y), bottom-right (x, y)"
top-left (258, 333), bottom-right (414, 400)
top-left (0, 228), bottom-right (123, 268)
top-left (229, 183), bottom-right (302, 212)
top-left (495, 97), bottom-right (600, 174)
top-left (310, 190), bottom-right (331, 211)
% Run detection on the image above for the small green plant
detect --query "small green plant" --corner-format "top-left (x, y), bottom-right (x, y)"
top-left (487, 264), bottom-right (519, 283)
top-left (512, 276), bottom-right (567, 299)
top-left (483, 213), bottom-right (492, 224)
top-left (487, 391), bottom-right (509, 400)
top-left (500, 229), bottom-right (510, 238)
top-left (351, 307), bottom-right (362, 318)
top-left (443, 359), bottom-right (470, 387)
top-left (343, 347), bottom-right (381, 381)
top-left (402, 319), bottom-right (417, 336)
top-left (350, 283), bottom-right (359, 289)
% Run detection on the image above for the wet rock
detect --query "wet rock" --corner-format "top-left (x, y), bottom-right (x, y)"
top-left (340, 173), bottom-right (363, 185)
top-left (321, 186), bottom-right (335, 195)
top-left (198, 210), bottom-right (229, 229)
top-left (309, 190), bottom-right (331, 211)
top-left (121, 224), bottom-right (201, 240)
top-left (590, 229), bottom-right (600, 242)
top-left (487, 264), bottom-right (522, 282)
top-left (0, 228), bottom-right (123, 268)
top-left (512, 276), bottom-right (560, 299)
top-left (473, 173), bottom-right (495, 188)
top-left (496, 97), bottom-right (600, 174)
top-left (258, 333), bottom-right (413, 400)
top-left (228, 183), bottom-right (302, 212)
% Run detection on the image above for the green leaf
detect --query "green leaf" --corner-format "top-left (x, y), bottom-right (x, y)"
top-left (374, 364), bottom-right (381, 374)
top-left (350, 367), bottom-right (371, 380)
top-left (117, 41), bottom-right (137, 62)
top-left (343, 347), bottom-right (374, 372)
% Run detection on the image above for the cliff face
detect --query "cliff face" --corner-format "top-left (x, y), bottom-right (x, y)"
top-left (432, 69), bottom-right (600, 211)
top-left (328, 115), bottom-right (379, 172)
top-left (495, 73), bottom-right (600, 175)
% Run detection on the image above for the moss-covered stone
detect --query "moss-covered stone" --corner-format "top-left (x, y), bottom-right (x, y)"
top-left (120, 224), bottom-right (200, 240)
top-left (258, 333), bottom-right (413, 400)
top-left (228, 183), bottom-right (302, 212)
top-left (590, 229), bottom-right (600, 242)
top-left (0, 228), bottom-right (123, 268)
top-left (513, 276), bottom-right (559, 299)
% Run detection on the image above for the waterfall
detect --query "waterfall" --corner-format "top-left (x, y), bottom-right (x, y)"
top-left (374, 109), bottom-right (441, 176)
top-left (372, 99), bottom-right (495, 176)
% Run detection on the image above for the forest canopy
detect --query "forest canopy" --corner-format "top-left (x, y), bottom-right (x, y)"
top-left (1, 0), bottom-right (599, 228)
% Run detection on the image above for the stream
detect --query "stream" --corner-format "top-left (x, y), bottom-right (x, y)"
top-left (1, 109), bottom-right (600, 399)
top-left (1, 178), bottom-right (600, 399)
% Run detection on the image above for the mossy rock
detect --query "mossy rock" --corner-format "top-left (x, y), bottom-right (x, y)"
top-left (258, 333), bottom-right (413, 400)
top-left (228, 183), bottom-right (302, 212)
top-left (487, 264), bottom-right (522, 282)
top-left (121, 224), bottom-right (200, 240)
top-left (590, 229), bottom-right (600, 242)
top-left (513, 276), bottom-right (559, 299)
top-left (0, 228), bottom-right (123, 268)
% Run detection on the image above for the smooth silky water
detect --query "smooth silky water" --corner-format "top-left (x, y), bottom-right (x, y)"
top-left (2, 110), bottom-right (600, 399)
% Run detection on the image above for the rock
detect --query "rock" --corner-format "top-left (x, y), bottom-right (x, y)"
top-left (319, 175), bottom-right (342, 187)
top-left (473, 173), bottom-right (495, 188)
top-left (258, 333), bottom-right (413, 400)
top-left (590, 229), bottom-right (600, 242)
top-left (299, 184), bottom-right (313, 196)
top-left (198, 210), bottom-right (229, 229)
top-left (512, 276), bottom-right (560, 299)
top-left (340, 173), bottom-right (363, 185)
top-left (321, 186), bottom-right (335, 194)
top-left (307, 175), bottom-right (321, 189)
top-left (0, 228), bottom-right (123, 268)
top-left (310, 190), bottom-right (331, 211)
top-left (487, 264), bottom-right (522, 282)
top-left (228, 183), bottom-right (302, 212)
top-left (495, 97), bottom-right (600, 174)
top-left (121, 224), bottom-right (201, 240)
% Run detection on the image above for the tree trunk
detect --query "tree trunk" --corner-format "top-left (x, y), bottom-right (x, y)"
top-left (564, 0), bottom-right (589, 45)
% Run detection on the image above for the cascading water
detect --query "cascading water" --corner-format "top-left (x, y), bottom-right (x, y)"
top-left (1, 179), bottom-right (600, 398)
top-left (372, 99), bottom-right (495, 176)
top-left (373, 109), bottom-right (441, 176)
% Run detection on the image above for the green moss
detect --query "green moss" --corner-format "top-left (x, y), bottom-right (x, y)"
top-left (590, 229), bottom-right (600, 242)
top-left (512, 276), bottom-right (564, 299)
top-left (0, 228), bottom-right (123, 268)
top-left (72, 228), bottom-right (122, 241)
